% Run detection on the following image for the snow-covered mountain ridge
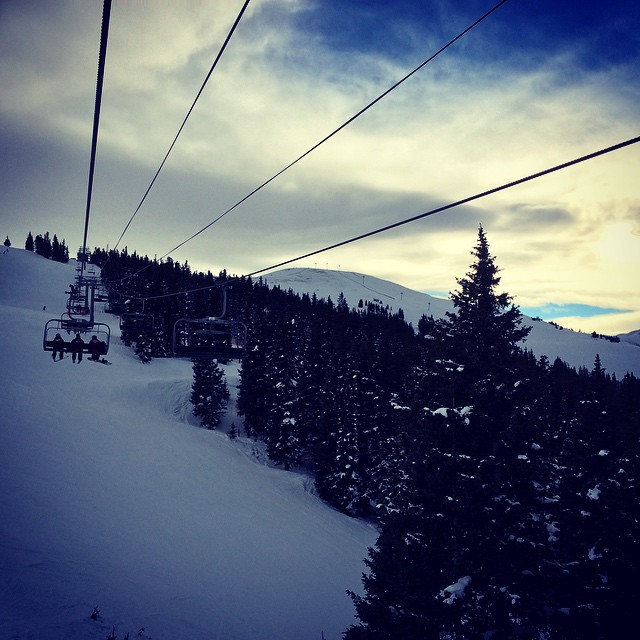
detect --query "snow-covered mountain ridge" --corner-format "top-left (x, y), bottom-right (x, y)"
top-left (619, 328), bottom-right (640, 347)
top-left (264, 267), bottom-right (639, 378)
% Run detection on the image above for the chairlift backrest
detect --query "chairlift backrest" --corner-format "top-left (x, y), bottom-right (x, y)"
top-left (172, 317), bottom-right (246, 359)
top-left (119, 312), bottom-right (154, 333)
top-left (105, 301), bottom-right (126, 315)
top-left (43, 317), bottom-right (111, 355)
top-left (94, 287), bottom-right (109, 302)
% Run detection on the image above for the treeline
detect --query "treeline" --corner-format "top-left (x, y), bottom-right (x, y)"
top-left (23, 231), bottom-right (70, 263)
top-left (92, 230), bottom-right (640, 638)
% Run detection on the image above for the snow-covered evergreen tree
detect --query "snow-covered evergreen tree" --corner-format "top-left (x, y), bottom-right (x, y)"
top-left (266, 377), bottom-right (301, 470)
top-left (347, 228), bottom-right (549, 639)
top-left (133, 333), bottom-right (153, 363)
top-left (237, 328), bottom-right (271, 439)
top-left (191, 358), bottom-right (229, 430)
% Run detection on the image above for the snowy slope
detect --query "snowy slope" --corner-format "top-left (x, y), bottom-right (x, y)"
top-left (619, 329), bottom-right (640, 347)
top-left (264, 267), bottom-right (640, 378)
top-left (2, 251), bottom-right (636, 639)
top-left (0, 249), bottom-right (377, 640)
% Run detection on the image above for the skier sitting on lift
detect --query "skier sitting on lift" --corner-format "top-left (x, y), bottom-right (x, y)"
top-left (88, 335), bottom-right (102, 361)
top-left (52, 333), bottom-right (65, 361)
top-left (70, 333), bottom-right (85, 364)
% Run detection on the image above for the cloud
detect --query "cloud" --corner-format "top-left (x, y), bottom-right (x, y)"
top-left (522, 303), bottom-right (632, 320)
top-left (551, 310), bottom-right (640, 337)
top-left (498, 204), bottom-right (575, 230)
top-left (0, 0), bottom-right (638, 326)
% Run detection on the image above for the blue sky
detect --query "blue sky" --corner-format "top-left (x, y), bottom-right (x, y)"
top-left (0, 0), bottom-right (638, 333)
top-left (521, 303), bottom-right (632, 320)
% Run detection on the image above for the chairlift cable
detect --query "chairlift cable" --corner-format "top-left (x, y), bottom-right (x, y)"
top-left (81, 0), bottom-right (112, 271)
top-left (123, 0), bottom-right (511, 281)
top-left (244, 135), bottom-right (640, 278)
top-left (102, 135), bottom-right (640, 303)
top-left (110, 0), bottom-right (252, 256)
top-left (109, 280), bottom-right (230, 302)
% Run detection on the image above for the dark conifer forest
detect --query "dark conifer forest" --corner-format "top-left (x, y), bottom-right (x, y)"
top-left (23, 230), bottom-right (70, 263)
top-left (93, 228), bottom-right (640, 639)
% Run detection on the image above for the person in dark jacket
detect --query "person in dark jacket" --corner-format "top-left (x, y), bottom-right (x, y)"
top-left (87, 335), bottom-right (102, 361)
top-left (52, 333), bottom-right (65, 361)
top-left (70, 333), bottom-right (84, 363)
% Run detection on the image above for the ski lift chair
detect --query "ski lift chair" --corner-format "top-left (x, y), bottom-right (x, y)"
top-left (43, 317), bottom-right (111, 355)
top-left (172, 318), bottom-right (247, 359)
top-left (119, 312), bottom-right (155, 333)
top-left (94, 286), bottom-right (109, 302)
top-left (105, 301), bottom-right (126, 315)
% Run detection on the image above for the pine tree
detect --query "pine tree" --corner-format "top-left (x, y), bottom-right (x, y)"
top-left (3, 236), bottom-right (10, 247)
top-left (48, 234), bottom-right (69, 263)
top-left (266, 374), bottom-right (301, 470)
top-left (347, 228), bottom-right (546, 639)
top-left (446, 225), bottom-right (531, 372)
top-left (34, 232), bottom-right (52, 259)
top-left (25, 232), bottom-right (34, 252)
top-left (51, 234), bottom-right (62, 262)
top-left (237, 304), bottom-right (278, 439)
top-left (260, 306), bottom-right (304, 471)
top-left (133, 333), bottom-right (153, 363)
top-left (191, 359), bottom-right (229, 430)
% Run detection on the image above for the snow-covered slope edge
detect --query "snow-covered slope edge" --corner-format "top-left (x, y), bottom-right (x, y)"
top-left (264, 267), bottom-right (639, 378)
top-left (0, 249), bottom-right (377, 640)
top-left (619, 329), bottom-right (640, 347)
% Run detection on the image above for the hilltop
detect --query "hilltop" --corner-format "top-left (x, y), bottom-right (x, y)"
top-left (264, 267), bottom-right (639, 378)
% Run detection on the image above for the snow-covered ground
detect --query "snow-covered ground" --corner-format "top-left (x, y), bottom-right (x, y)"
top-left (264, 267), bottom-right (640, 378)
top-left (619, 328), bottom-right (640, 347)
top-left (1, 250), bottom-right (637, 639)
top-left (0, 249), bottom-right (378, 640)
